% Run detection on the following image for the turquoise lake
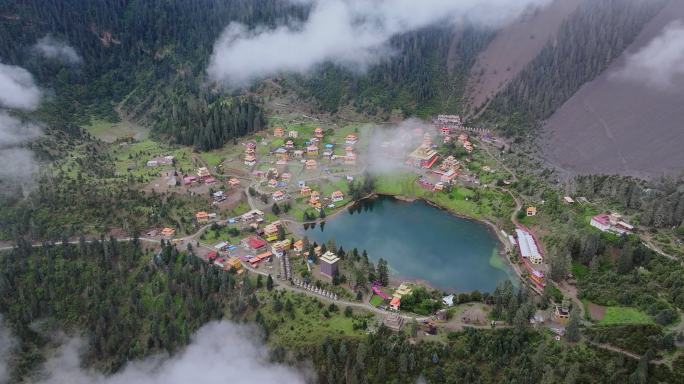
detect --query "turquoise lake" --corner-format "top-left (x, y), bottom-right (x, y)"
top-left (303, 196), bottom-right (514, 293)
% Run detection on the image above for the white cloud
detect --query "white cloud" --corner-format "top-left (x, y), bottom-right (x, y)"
top-left (35, 321), bottom-right (310, 384)
top-left (0, 112), bottom-right (41, 193)
top-left (0, 111), bottom-right (42, 148)
top-left (614, 20), bottom-right (684, 90)
top-left (0, 64), bottom-right (42, 194)
top-left (363, 118), bottom-right (432, 174)
top-left (207, 0), bottom-right (552, 88)
top-left (32, 35), bottom-right (82, 65)
top-left (0, 147), bottom-right (39, 192)
top-left (0, 62), bottom-right (42, 111)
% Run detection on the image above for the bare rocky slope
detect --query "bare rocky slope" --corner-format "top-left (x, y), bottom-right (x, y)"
top-left (541, 0), bottom-right (684, 179)
top-left (465, 0), bottom-right (585, 111)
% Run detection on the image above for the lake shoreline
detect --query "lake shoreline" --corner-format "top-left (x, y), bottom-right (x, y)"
top-left (302, 193), bottom-right (517, 294)
top-left (380, 194), bottom-right (519, 290)
top-left (371, 192), bottom-right (510, 258)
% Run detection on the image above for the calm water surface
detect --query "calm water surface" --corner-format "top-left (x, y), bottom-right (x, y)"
top-left (304, 196), bottom-right (514, 293)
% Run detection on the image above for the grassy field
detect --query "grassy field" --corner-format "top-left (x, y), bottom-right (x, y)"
top-left (290, 203), bottom-right (319, 222)
top-left (318, 179), bottom-right (350, 198)
top-left (199, 224), bottom-right (241, 245)
top-left (227, 201), bottom-right (251, 218)
top-left (572, 262), bottom-right (590, 281)
top-left (110, 139), bottom-right (196, 180)
top-left (374, 173), bottom-right (421, 196)
top-left (257, 290), bottom-right (369, 347)
top-left (199, 151), bottom-right (226, 168)
top-left (600, 307), bottom-right (652, 325)
top-left (369, 295), bottom-right (385, 307)
top-left (84, 118), bottom-right (150, 143)
top-left (373, 172), bottom-right (513, 222)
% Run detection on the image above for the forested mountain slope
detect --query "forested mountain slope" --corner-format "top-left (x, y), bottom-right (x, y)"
top-left (294, 26), bottom-right (493, 118)
top-left (465, 0), bottom-right (586, 111)
top-left (542, 0), bottom-right (684, 179)
top-left (0, 0), bottom-right (296, 148)
top-left (483, 0), bottom-right (667, 136)
top-left (2, 0), bottom-right (681, 177)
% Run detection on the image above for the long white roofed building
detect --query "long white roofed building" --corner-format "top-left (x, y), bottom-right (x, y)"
top-left (515, 229), bottom-right (542, 264)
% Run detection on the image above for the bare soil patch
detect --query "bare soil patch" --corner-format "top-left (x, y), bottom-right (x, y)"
top-left (542, 0), bottom-right (684, 179)
top-left (588, 302), bottom-right (606, 322)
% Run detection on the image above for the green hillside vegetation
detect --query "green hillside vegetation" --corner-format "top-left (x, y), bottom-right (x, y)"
top-left (2, 1), bottom-right (684, 383)
top-left (0, 240), bottom-right (235, 376)
top-left (601, 307), bottom-right (653, 325)
top-left (0, 131), bottom-right (208, 240)
top-left (295, 26), bottom-right (493, 118)
top-left (3, 240), bottom-right (683, 383)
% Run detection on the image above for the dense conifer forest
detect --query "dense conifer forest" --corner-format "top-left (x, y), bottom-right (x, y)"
top-left (0, 0), bottom-right (492, 140)
top-left (295, 26), bottom-right (494, 117)
top-left (0, 240), bottom-right (240, 377)
top-left (2, 241), bottom-right (683, 383)
top-left (0, 0), bottom-right (289, 148)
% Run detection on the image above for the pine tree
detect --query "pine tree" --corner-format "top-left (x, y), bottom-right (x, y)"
top-left (377, 258), bottom-right (389, 286)
top-left (266, 274), bottom-right (274, 291)
top-left (565, 308), bottom-right (581, 342)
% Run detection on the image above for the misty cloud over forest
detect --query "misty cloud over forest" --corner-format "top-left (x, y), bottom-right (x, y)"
top-left (31, 35), bottom-right (82, 64)
top-left (0, 63), bottom-right (41, 110)
top-left (207, 0), bottom-right (552, 88)
top-left (0, 62), bottom-right (43, 193)
top-left (0, 315), bottom-right (15, 384)
top-left (25, 321), bottom-right (310, 384)
top-left (614, 19), bottom-right (684, 90)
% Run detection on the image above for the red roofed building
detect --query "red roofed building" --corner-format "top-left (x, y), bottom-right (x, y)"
top-left (249, 251), bottom-right (273, 267)
top-left (242, 236), bottom-right (267, 251)
top-left (207, 251), bottom-right (218, 261)
top-left (160, 227), bottom-right (175, 239)
top-left (390, 297), bottom-right (401, 311)
top-left (195, 211), bottom-right (209, 223)
top-left (590, 212), bottom-right (634, 234)
top-left (229, 178), bottom-right (241, 187)
top-left (529, 268), bottom-right (545, 288)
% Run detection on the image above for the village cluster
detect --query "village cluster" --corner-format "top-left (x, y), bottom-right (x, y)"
top-left (139, 113), bottom-right (638, 337)
top-left (244, 125), bottom-right (359, 210)
top-left (369, 114), bottom-right (503, 193)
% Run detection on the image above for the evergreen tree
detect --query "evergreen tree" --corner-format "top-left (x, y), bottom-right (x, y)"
top-left (377, 258), bottom-right (389, 287)
top-left (565, 308), bottom-right (581, 342)
top-left (266, 274), bottom-right (274, 291)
